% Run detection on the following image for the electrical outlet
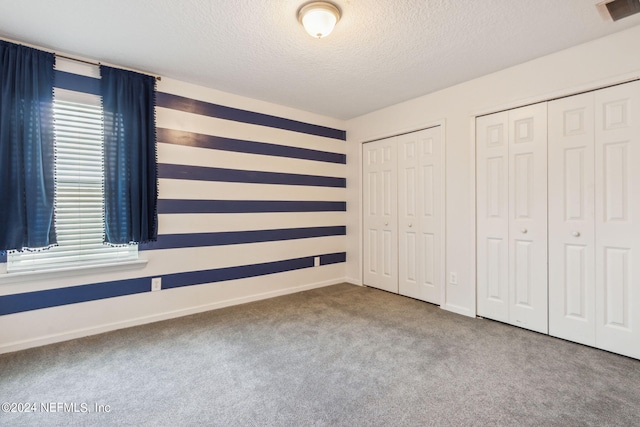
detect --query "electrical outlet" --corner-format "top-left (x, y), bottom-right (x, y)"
top-left (151, 277), bottom-right (162, 292)
top-left (314, 256), bottom-right (320, 267)
top-left (449, 272), bottom-right (458, 285)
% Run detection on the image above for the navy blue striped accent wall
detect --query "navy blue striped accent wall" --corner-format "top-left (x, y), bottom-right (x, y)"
top-left (1, 64), bottom-right (347, 317)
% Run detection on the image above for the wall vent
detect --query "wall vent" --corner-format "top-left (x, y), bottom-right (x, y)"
top-left (597, 0), bottom-right (640, 21)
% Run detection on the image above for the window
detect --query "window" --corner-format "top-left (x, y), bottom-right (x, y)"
top-left (7, 88), bottom-right (137, 272)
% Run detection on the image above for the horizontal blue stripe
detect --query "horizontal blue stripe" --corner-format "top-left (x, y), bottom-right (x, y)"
top-left (158, 128), bottom-right (346, 164)
top-left (162, 257), bottom-right (314, 290)
top-left (140, 226), bottom-right (345, 251)
top-left (0, 252), bottom-right (346, 315)
top-left (157, 92), bottom-right (346, 141)
top-left (54, 70), bottom-right (100, 95)
top-left (158, 199), bottom-right (346, 214)
top-left (321, 252), bottom-right (347, 265)
top-left (0, 277), bottom-right (149, 316)
top-left (158, 163), bottom-right (346, 188)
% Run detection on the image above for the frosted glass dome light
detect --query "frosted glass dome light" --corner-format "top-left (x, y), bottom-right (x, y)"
top-left (298, 2), bottom-right (341, 39)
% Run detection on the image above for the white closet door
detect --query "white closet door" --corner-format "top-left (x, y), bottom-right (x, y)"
top-left (398, 127), bottom-right (442, 304)
top-left (477, 104), bottom-right (547, 333)
top-left (476, 112), bottom-right (510, 323)
top-left (548, 92), bottom-right (596, 346)
top-left (594, 80), bottom-right (640, 359)
top-left (363, 138), bottom-right (398, 293)
top-left (508, 103), bottom-right (548, 334)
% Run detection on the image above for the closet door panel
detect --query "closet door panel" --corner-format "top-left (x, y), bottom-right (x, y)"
top-left (419, 127), bottom-right (442, 304)
top-left (363, 138), bottom-right (398, 293)
top-left (548, 92), bottom-right (596, 346)
top-left (594, 81), bottom-right (640, 359)
top-left (477, 112), bottom-right (509, 322)
top-left (399, 134), bottom-right (419, 297)
top-left (508, 103), bottom-right (548, 333)
top-left (398, 127), bottom-right (442, 304)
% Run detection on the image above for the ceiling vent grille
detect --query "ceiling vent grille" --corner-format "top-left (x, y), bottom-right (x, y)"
top-left (597, 0), bottom-right (640, 21)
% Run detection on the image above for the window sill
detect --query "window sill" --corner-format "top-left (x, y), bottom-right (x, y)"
top-left (0, 259), bottom-right (148, 285)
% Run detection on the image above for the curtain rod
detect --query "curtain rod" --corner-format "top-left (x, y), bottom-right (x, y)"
top-left (55, 53), bottom-right (161, 81)
top-left (1, 36), bottom-right (162, 81)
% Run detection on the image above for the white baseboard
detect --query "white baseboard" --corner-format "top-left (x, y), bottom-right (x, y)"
top-left (344, 277), bottom-right (363, 286)
top-left (0, 278), bottom-right (347, 355)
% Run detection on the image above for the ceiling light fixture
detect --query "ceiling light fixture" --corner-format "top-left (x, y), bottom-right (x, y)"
top-left (298, 1), bottom-right (341, 39)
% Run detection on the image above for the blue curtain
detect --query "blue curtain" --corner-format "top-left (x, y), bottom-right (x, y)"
top-left (100, 65), bottom-right (157, 244)
top-left (0, 41), bottom-right (56, 252)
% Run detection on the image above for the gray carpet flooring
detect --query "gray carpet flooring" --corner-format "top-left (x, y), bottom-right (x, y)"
top-left (1, 283), bottom-right (639, 426)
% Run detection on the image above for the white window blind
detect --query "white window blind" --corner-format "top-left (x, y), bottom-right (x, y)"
top-left (7, 88), bottom-right (137, 272)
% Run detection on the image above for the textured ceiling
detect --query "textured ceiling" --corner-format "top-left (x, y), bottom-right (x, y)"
top-left (0, 0), bottom-right (639, 119)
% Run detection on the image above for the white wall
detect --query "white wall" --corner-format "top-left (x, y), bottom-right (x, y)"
top-left (346, 24), bottom-right (640, 316)
top-left (0, 59), bottom-right (347, 354)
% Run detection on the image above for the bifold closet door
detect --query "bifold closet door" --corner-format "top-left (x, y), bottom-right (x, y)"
top-left (549, 81), bottom-right (640, 359)
top-left (363, 127), bottom-right (442, 302)
top-left (398, 127), bottom-right (442, 304)
top-left (477, 103), bottom-right (548, 333)
top-left (548, 92), bottom-right (596, 346)
top-left (363, 138), bottom-right (398, 293)
top-left (594, 81), bottom-right (640, 358)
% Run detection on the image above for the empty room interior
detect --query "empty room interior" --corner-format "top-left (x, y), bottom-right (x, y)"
top-left (1, 1), bottom-right (640, 425)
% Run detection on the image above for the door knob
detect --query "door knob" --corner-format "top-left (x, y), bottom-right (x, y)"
top-left (408, 223), bottom-right (413, 228)
top-left (384, 222), bottom-right (388, 226)
top-left (572, 231), bottom-right (581, 237)
top-left (521, 228), bottom-right (528, 234)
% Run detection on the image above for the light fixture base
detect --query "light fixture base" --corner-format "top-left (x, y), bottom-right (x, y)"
top-left (298, 1), bottom-right (341, 39)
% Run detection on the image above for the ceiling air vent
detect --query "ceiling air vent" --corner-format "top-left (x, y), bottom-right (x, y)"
top-left (597, 0), bottom-right (640, 21)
